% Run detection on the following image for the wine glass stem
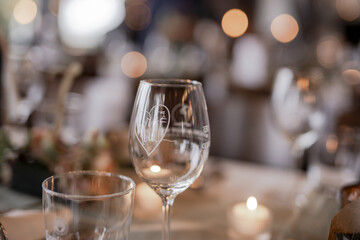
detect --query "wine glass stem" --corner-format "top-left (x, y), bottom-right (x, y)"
top-left (162, 197), bottom-right (174, 240)
top-left (291, 145), bottom-right (307, 170)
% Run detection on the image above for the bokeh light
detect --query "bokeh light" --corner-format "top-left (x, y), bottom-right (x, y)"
top-left (125, 0), bottom-right (152, 31)
top-left (270, 14), bottom-right (299, 43)
top-left (342, 68), bottom-right (360, 85)
top-left (13, 0), bottom-right (38, 25)
top-left (58, 0), bottom-right (125, 49)
top-left (297, 78), bottom-right (309, 90)
top-left (221, 9), bottom-right (248, 38)
top-left (231, 35), bottom-right (268, 89)
top-left (326, 135), bottom-right (338, 153)
top-left (316, 36), bottom-right (342, 69)
top-left (121, 51), bottom-right (147, 78)
top-left (304, 92), bottom-right (316, 104)
top-left (336, 0), bottom-right (360, 22)
top-left (150, 165), bottom-right (161, 173)
top-left (246, 196), bottom-right (257, 211)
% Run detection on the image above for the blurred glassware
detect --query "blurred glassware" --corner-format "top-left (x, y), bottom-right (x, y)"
top-left (42, 171), bottom-right (135, 240)
top-left (335, 126), bottom-right (360, 177)
top-left (271, 67), bottom-right (325, 169)
top-left (1, 60), bottom-right (132, 195)
top-left (3, 53), bottom-right (45, 125)
top-left (307, 126), bottom-right (360, 195)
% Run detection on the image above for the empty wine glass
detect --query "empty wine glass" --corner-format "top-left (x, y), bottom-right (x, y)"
top-left (271, 67), bottom-right (325, 169)
top-left (129, 79), bottom-right (210, 240)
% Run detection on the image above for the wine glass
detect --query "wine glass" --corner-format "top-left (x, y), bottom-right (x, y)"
top-left (271, 67), bottom-right (325, 169)
top-left (129, 79), bottom-right (210, 240)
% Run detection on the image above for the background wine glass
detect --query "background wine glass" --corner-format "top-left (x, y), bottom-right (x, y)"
top-left (271, 67), bottom-right (325, 169)
top-left (129, 79), bottom-right (210, 240)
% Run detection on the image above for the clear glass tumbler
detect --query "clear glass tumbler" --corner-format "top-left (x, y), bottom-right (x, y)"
top-left (42, 171), bottom-right (135, 240)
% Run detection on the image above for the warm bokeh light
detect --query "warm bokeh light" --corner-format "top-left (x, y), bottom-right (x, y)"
top-left (270, 14), bottom-right (299, 43)
top-left (221, 9), bottom-right (248, 38)
top-left (326, 135), bottom-right (338, 153)
top-left (343, 68), bottom-right (360, 85)
top-left (125, 0), bottom-right (152, 31)
top-left (13, 0), bottom-right (38, 25)
top-left (150, 165), bottom-right (161, 173)
top-left (316, 36), bottom-right (342, 69)
top-left (121, 51), bottom-right (147, 78)
top-left (336, 0), bottom-right (360, 22)
top-left (247, 196), bottom-right (257, 211)
top-left (297, 78), bottom-right (309, 90)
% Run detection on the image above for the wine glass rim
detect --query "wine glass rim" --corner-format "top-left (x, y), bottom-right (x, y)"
top-left (140, 79), bottom-right (202, 87)
top-left (42, 170), bottom-right (135, 199)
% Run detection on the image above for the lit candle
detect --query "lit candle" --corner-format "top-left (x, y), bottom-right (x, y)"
top-left (133, 182), bottom-right (162, 219)
top-left (227, 196), bottom-right (272, 239)
top-left (142, 164), bottom-right (171, 179)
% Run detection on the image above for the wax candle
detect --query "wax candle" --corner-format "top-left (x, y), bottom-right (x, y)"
top-left (227, 196), bottom-right (272, 239)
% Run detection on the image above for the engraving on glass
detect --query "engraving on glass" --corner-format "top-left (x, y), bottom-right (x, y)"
top-left (202, 140), bottom-right (210, 149)
top-left (203, 125), bottom-right (209, 133)
top-left (135, 104), bottom-right (170, 156)
top-left (171, 103), bottom-right (192, 127)
top-left (202, 125), bottom-right (210, 149)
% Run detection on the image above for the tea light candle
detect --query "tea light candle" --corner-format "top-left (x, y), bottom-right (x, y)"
top-left (227, 196), bottom-right (272, 239)
top-left (134, 182), bottom-right (162, 219)
top-left (142, 165), bottom-right (171, 179)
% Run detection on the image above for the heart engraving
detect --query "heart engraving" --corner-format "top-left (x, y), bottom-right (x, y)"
top-left (134, 104), bottom-right (170, 156)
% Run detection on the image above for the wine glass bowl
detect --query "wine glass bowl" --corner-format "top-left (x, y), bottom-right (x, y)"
top-left (129, 79), bottom-right (210, 239)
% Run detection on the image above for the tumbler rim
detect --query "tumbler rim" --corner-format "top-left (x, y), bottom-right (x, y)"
top-left (42, 170), bottom-right (135, 200)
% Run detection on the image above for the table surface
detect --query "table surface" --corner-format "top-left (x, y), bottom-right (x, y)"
top-left (0, 157), bottom-right (341, 240)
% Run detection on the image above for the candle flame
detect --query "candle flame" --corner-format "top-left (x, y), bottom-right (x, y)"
top-left (247, 196), bottom-right (257, 211)
top-left (150, 165), bottom-right (161, 173)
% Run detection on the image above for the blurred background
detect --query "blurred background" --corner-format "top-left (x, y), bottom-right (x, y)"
top-left (0, 0), bottom-right (360, 194)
